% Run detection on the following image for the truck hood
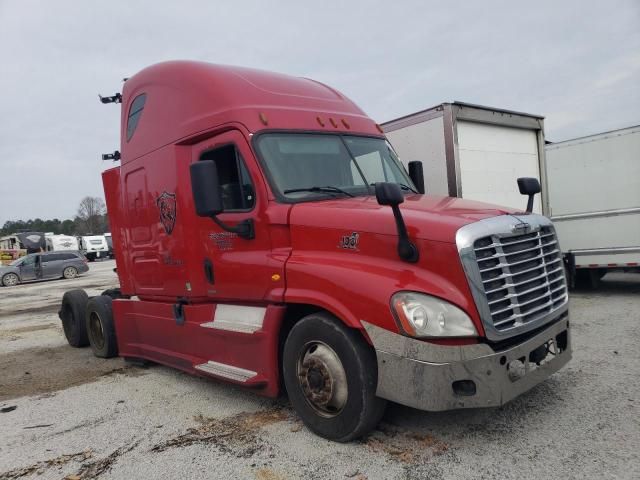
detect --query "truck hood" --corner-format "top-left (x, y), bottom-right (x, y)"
top-left (289, 194), bottom-right (519, 243)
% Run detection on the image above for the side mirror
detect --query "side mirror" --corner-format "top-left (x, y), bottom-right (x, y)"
top-left (189, 160), bottom-right (255, 240)
top-left (190, 160), bottom-right (224, 217)
top-left (408, 161), bottom-right (425, 194)
top-left (517, 177), bottom-right (541, 213)
top-left (375, 182), bottom-right (419, 263)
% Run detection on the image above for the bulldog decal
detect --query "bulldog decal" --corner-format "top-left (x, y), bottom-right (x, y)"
top-left (156, 192), bottom-right (177, 235)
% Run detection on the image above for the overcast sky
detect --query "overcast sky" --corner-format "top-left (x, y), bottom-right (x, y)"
top-left (0, 0), bottom-right (638, 226)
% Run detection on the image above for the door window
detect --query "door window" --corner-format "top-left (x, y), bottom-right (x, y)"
top-left (199, 144), bottom-right (255, 211)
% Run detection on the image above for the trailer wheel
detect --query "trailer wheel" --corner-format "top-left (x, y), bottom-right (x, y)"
top-left (576, 269), bottom-right (601, 289)
top-left (86, 295), bottom-right (118, 358)
top-left (282, 312), bottom-right (386, 442)
top-left (59, 290), bottom-right (89, 347)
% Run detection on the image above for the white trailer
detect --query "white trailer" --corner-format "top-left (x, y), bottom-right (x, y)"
top-left (382, 102), bottom-right (548, 214)
top-left (79, 235), bottom-right (109, 261)
top-left (545, 125), bottom-right (640, 286)
top-left (45, 234), bottom-right (79, 252)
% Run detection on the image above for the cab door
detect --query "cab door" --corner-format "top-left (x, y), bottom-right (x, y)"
top-left (189, 130), bottom-right (282, 302)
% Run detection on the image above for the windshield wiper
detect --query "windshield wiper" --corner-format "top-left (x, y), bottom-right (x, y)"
top-left (370, 182), bottom-right (418, 194)
top-left (283, 186), bottom-right (355, 197)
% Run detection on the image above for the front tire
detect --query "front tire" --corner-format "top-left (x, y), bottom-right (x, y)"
top-left (2, 273), bottom-right (19, 287)
top-left (86, 295), bottom-right (118, 358)
top-left (63, 266), bottom-right (78, 279)
top-left (282, 312), bottom-right (386, 442)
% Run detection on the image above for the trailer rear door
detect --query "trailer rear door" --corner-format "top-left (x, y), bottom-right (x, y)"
top-left (456, 121), bottom-right (541, 213)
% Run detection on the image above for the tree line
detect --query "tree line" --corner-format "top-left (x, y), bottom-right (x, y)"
top-left (0, 197), bottom-right (109, 237)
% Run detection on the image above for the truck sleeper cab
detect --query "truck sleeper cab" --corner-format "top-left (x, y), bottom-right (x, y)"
top-left (61, 61), bottom-right (571, 441)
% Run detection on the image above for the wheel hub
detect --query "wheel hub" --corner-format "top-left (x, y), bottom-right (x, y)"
top-left (297, 342), bottom-right (348, 417)
top-left (89, 313), bottom-right (105, 349)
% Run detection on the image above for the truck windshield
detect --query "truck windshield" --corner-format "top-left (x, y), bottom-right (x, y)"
top-left (255, 133), bottom-right (414, 201)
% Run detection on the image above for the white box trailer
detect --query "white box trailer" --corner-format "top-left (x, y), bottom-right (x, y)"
top-left (545, 125), bottom-right (640, 286)
top-left (382, 102), bottom-right (548, 214)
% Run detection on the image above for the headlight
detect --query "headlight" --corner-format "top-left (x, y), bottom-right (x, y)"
top-left (391, 291), bottom-right (478, 338)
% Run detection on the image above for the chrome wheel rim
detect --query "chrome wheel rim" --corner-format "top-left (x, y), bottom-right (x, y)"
top-left (296, 341), bottom-right (348, 417)
top-left (64, 267), bottom-right (76, 278)
top-left (4, 274), bottom-right (18, 286)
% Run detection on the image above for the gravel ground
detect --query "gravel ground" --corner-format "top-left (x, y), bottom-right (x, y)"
top-left (0, 264), bottom-right (638, 480)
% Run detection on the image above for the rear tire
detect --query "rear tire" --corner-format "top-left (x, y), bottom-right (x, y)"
top-left (59, 290), bottom-right (89, 347)
top-left (63, 266), bottom-right (78, 279)
top-left (86, 295), bottom-right (118, 358)
top-left (282, 312), bottom-right (386, 442)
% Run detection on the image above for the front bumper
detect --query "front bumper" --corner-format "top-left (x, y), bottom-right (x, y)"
top-left (362, 316), bottom-right (571, 411)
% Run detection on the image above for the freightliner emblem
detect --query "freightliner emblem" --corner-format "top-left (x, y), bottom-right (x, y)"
top-left (511, 222), bottom-right (532, 235)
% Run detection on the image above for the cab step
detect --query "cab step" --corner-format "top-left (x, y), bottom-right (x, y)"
top-left (194, 360), bottom-right (257, 383)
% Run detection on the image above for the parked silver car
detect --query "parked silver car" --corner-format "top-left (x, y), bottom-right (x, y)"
top-left (0, 251), bottom-right (89, 287)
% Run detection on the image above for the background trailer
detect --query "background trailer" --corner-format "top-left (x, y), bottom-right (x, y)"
top-left (382, 102), bottom-right (547, 214)
top-left (545, 125), bottom-right (640, 286)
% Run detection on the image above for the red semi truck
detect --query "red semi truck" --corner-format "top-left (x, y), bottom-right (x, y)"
top-left (59, 61), bottom-right (571, 441)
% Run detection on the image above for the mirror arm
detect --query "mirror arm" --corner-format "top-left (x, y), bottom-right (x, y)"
top-left (390, 205), bottom-right (419, 263)
top-left (211, 216), bottom-right (255, 240)
top-left (526, 194), bottom-right (534, 213)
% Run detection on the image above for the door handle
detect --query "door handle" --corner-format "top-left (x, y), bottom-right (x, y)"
top-left (203, 258), bottom-right (214, 284)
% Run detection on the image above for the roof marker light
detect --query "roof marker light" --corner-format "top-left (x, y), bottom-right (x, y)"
top-left (329, 118), bottom-right (338, 128)
top-left (259, 112), bottom-right (268, 126)
top-left (316, 116), bottom-right (325, 127)
top-left (341, 119), bottom-right (351, 129)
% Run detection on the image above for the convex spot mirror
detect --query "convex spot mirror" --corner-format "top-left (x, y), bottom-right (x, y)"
top-left (191, 160), bottom-right (224, 217)
top-left (375, 182), bottom-right (404, 206)
top-left (517, 177), bottom-right (541, 196)
top-left (374, 182), bottom-right (419, 263)
top-left (517, 177), bottom-right (541, 213)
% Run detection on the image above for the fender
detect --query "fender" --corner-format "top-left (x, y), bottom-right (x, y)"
top-left (283, 237), bottom-right (483, 336)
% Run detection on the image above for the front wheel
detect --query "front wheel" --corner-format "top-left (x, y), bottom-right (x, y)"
top-left (282, 312), bottom-right (386, 442)
top-left (2, 273), bottom-right (19, 287)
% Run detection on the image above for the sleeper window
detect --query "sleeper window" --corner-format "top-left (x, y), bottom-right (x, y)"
top-left (126, 94), bottom-right (147, 141)
top-left (199, 145), bottom-right (255, 211)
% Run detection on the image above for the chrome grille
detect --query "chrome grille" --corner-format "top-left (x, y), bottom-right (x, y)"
top-left (473, 227), bottom-right (567, 331)
top-left (456, 215), bottom-right (569, 341)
